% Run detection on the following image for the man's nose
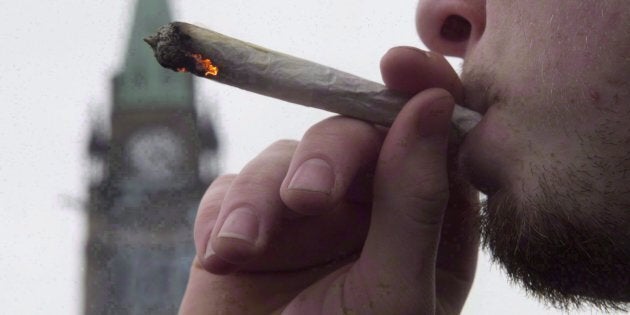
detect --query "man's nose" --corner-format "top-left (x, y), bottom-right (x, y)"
top-left (416, 0), bottom-right (486, 57)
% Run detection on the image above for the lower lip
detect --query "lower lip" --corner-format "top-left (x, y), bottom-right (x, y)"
top-left (457, 104), bottom-right (508, 194)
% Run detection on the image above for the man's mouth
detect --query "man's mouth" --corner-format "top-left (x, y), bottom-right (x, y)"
top-left (456, 101), bottom-right (503, 195)
top-left (462, 89), bottom-right (494, 117)
top-left (460, 66), bottom-right (502, 117)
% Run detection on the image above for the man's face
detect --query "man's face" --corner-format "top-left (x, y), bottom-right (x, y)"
top-left (418, 0), bottom-right (629, 309)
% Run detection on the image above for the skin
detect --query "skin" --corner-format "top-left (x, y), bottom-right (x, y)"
top-left (179, 1), bottom-right (629, 314)
top-left (421, 1), bottom-right (630, 308)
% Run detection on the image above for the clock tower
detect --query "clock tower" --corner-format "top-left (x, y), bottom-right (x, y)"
top-left (85, 0), bottom-right (219, 314)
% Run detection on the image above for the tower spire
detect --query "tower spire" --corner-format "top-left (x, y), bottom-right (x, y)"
top-left (113, 0), bottom-right (194, 111)
top-left (85, 1), bottom-right (219, 314)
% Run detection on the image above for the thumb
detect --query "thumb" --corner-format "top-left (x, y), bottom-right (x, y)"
top-left (356, 88), bottom-right (453, 312)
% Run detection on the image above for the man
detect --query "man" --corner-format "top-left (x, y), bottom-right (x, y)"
top-left (179, 1), bottom-right (629, 314)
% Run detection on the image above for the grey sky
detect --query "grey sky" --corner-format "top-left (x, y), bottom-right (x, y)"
top-left (0, 1), bottom-right (617, 314)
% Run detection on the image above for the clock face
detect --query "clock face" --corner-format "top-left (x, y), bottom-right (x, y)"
top-left (125, 127), bottom-right (186, 180)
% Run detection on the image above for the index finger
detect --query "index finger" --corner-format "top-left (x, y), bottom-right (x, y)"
top-left (280, 116), bottom-right (384, 215)
top-left (381, 46), bottom-right (464, 103)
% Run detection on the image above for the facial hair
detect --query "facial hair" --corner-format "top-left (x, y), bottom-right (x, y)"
top-left (480, 170), bottom-right (630, 311)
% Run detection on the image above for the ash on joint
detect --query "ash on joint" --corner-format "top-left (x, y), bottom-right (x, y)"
top-left (144, 23), bottom-right (196, 73)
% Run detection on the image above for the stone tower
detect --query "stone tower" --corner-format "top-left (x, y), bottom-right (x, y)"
top-left (85, 0), bottom-right (218, 313)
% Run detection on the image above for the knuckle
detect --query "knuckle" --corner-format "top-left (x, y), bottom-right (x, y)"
top-left (411, 171), bottom-right (450, 204)
top-left (414, 186), bottom-right (450, 207)
top-left (378, 171), bottom-right (450, 226)
top-left (404, 188), bottom-right (449, 226)
top-left (210, 174), bottom-right (237, 187)
top-left (232, 172), bottom-right (271, 192)
top-left (198, 194), bottom-right (223, 216)
top-left (261, 140), bottom-right (298, 162)
top-left (229, 167), bottom-right (284, 199)
top-left (269, 139), bottom-right (298, 151)
top-left (394, 181), bottom-right (449, 208)
top-left (198, 174), bottom-right (237, 213)
top-left (306, 116), bottom-right (378, 142)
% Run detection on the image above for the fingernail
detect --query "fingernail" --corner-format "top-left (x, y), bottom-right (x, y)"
top-left (288, 158), bottom-right (334, 194)
top-left (401, 46), bottom-right (432, 58)
top-left (419, 95), bottom-right (454, 137)
top-left (204, 241), bottom-right (216, 260)
top-left (204, 219), bottom-right (217, 259)
top-left (218, 207), bottom-right (259, 245)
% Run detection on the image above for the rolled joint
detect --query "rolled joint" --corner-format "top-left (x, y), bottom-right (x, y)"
top-left (144, 22), bottom-right (482, 138)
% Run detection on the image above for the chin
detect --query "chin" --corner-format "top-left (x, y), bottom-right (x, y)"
top-left (457, 83), bottom-right (629, 310)
top-left (479, 181), bottom-right (630, 311)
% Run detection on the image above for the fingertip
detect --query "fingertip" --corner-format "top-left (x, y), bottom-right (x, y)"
top-left (415, 89), bottom-right (455, 138)
top-left (380, 46), bottom-right (463, 103)
top-left (198, 208), bottom-right (262, 270)
top-left (201, 250), bottom-right (239, 275)
top-left (385, 88), bottom-right (454, 145)
top-left (202, 140), bottom-right (297, 267)
top-left (210, 206), bottom-right (267, 264)
top-left (193, 174), bottom-right (236, 265)
top-left (195, 219), bottom-right (240, 275)
top-left (280, 190), bottom-right (335, 216)
top-left (202, 234), bottom-right (260, 272)
top-left (280, 116), bottom-right (382, 216)
top-left (381, 46), bottom-right (432, 87)
top-left (281, 156), bottom-right (337, 216)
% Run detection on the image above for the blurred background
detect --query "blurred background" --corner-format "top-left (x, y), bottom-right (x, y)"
top-left (0, 0), bottom-right (621, 314)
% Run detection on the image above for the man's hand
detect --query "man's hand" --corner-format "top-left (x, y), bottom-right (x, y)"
top-left (179, 47), bottom-right (479, 315)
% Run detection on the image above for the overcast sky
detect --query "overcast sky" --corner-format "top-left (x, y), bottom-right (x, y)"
top-left (0, 1), bottom-right (618, 314)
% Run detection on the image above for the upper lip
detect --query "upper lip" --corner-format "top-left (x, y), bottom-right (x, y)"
top-left (461, 77), bottom-right (498, 116)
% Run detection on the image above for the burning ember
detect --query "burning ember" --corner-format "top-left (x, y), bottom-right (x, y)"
top-left (174, 54), bottom-right (218, 76)
top-left (145, 22), bottom-right (482, 134)
top-left (191, 53), bottom-right (218, 76)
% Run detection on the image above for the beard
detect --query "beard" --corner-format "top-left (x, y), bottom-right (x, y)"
top-left (480, 172), bottom-right (630, 311)
top-left (459, 54), bottom-right (630, 310)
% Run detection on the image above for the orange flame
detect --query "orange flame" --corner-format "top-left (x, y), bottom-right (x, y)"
top-left (190, 53), bottom-right (219, 76)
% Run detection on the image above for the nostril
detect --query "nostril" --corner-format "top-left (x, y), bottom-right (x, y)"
top-left (440, 15), bottom-right (471, 42)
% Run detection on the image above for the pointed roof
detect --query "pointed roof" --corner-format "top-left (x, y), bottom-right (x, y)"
top-left (113, 0), bottom-right (194, 110)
